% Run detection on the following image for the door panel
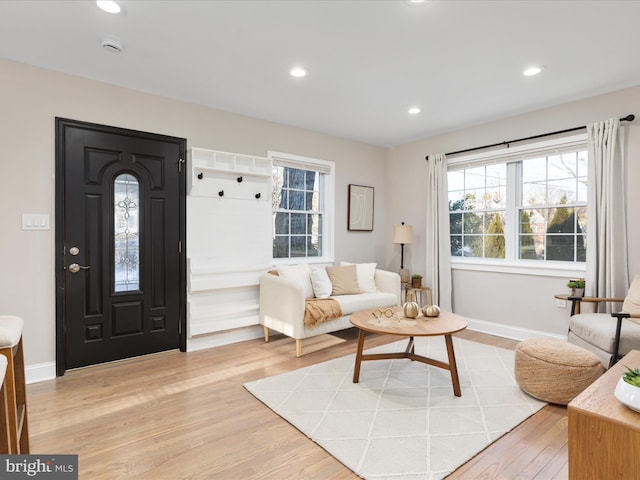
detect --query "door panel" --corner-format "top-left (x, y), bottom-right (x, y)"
top-left (56, 118), bottom-right (186, 375)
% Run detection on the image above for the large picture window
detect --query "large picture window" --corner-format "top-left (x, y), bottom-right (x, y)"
top-left (448, 134), bottom-right (588, 264)
top-left (270, 151), bottom-right (335, 263)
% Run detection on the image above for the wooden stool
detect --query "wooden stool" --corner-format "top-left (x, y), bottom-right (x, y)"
top-left (0, 355), bottom-right (10, 453)
top-left (0, 316), bottom-right (29, 453)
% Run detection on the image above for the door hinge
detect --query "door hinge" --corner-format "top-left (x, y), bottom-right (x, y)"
top-left (178, 158), bottom-right (185, 173)
top-left (179, 241), bottom-right (182, 253)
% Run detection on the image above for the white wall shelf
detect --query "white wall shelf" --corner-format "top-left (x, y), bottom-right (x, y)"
top-left (187, 147), bottom-right (271, 200)
top-left (186, 280), bottom-right (262, 337)
top-left (187, 258), bottom-right (271, 293)
top-left (189, 316), bottom-right (259, 337)
top-left (188, 302), bottom-right (259, 336)
top-left (186, 146), bottom-right (273, 342)
top-left (189, 270), bottom-right (266, 293)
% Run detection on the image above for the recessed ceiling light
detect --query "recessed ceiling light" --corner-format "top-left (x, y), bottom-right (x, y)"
top-left (406, 0), bottom-right (427, 4)
top-left (523, 66), bottom-right (544, 76)
top-left (290, 67), bottom-right (308, 78)
top-left (96, 0), bottom-right (121, 14)
top-left (408, 107), bottom-right (421, 115)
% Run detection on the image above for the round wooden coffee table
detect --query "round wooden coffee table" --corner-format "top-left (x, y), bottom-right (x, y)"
top-left (350, 306), bottom-right (468, 396)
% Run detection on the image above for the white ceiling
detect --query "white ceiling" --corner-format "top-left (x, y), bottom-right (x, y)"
top-left (1, 0), bottom-right (640, 147)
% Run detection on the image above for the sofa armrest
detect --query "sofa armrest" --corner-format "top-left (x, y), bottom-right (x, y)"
top-left (259, 273), bottom-right (306, 338)
top-left (374, 269), bottom-right (401, 305)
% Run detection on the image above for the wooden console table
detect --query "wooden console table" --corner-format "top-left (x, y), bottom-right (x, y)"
top-left (568, 349), bottom-right (640, 480)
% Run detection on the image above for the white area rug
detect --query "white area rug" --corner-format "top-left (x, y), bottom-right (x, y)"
top-left (244, 336), bottom-right (546, 480)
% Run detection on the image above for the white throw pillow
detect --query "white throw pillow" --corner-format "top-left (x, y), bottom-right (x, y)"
top-left (310, 266), bottom-right (333, 299)
top-left (277, 264), bottom-right (314, 299)
top-left (340, 261), bottom-right (377, 293)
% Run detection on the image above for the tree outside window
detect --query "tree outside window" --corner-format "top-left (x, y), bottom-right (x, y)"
top-left (519, 151), bottom-right (587, 262)
top-left (448, 164), bottom-right (506, 258)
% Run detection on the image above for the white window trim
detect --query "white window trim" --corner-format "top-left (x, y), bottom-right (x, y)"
top-left (451, 257), bottom-right (586, 278)
top-left (448, 133), bottom-right (588, 275)
top-left (268, 150), bottom-right (335, 265)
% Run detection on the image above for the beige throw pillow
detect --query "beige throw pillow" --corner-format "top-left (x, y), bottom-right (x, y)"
top-left (326, 265), bottom-right (361, 296)
top-left (340, 261), bottom-right (377, 293)
top-left (623, 274), bottom-right (640, 322)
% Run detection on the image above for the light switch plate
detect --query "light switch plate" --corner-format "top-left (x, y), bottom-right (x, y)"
top-left (22, 213), bottom-right (50, 230)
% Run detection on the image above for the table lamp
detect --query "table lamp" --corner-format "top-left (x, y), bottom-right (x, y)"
top-left (392, 222), bottom-right (413, 283)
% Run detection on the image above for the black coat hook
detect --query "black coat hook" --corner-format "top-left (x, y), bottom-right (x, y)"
top-left (237, 176), bottom-right (243, 183)
top-left (218, 190), bottom-right (224, 197)
top-left (197, 172), bottom-right (203, 180)
top-left (255, 193), bottom-right (261, 199)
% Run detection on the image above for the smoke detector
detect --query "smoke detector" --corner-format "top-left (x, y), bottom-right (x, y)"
top-left (101, 38), bottom-right (123, 54)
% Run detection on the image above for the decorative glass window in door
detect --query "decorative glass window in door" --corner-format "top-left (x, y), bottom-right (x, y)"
top-left (114, 174), bottom-right (140, 292)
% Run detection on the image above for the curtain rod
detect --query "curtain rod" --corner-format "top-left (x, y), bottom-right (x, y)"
top-left (425, 114), bottom-right (635, 160)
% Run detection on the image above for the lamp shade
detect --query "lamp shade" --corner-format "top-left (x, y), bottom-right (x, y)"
top-left (392, 224), bottom-right (413, 245)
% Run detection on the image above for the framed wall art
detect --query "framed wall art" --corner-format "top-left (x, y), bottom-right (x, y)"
top-left (347, 184), bottom-right (374, 231)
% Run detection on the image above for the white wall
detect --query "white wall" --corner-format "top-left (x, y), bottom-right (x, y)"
top-left (0, 59), bottom-right (388, 374)
top-left (386, 86), bottom-right (640, 338)
top-left (3, 56), bottom-right (639, 376)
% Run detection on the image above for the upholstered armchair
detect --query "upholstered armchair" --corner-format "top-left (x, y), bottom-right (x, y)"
top-left (568, 274), bottom-right (640, 367)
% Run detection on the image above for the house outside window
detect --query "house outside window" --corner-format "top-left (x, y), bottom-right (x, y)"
top-left (447, 134), bottom-right (588, 267)
top-left (269, 151), bottom-right (335, 264)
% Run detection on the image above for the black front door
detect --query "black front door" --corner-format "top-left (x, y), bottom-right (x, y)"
top-left (55, 118), bottom-right (186, 375)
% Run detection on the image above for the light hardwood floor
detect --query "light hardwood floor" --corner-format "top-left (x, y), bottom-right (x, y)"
top-left (27, 329), bottom-right (568, 479)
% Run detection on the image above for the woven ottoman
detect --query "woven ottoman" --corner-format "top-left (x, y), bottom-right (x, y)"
top-left (514, 338), bottom-right (605, 405)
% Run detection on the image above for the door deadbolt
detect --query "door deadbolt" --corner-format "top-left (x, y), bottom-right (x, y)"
top-left (69, 246), bottom-right (80, 256)
top-left (68, 263), bottom-right (91, 273)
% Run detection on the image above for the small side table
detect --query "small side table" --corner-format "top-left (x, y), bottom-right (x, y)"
top-left (554, 294), bottom-right (624, 316)
top-left (403, 284), bottom-right (433, 306)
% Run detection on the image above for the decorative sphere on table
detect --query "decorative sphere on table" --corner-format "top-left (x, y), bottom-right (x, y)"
top-left (422, 304), bottom-right (441, 317)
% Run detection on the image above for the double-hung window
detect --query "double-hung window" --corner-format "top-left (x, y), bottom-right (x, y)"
top-left (270, 151), bottom-right (335, 263)
top-left (447, 134), bottom-right (588, 266)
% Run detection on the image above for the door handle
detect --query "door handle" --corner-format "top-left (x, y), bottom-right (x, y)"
top-left (68, 263), bottom-right (91, 273)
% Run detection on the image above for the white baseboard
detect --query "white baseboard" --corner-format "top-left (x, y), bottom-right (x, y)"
top-left (26, 361), bottom-right (56, 384)
top-left (186, 325), bottom-right (264, 352)
top-left (465, 317), bottom-right (567, 342)
top-left (24, 319), bottom-right (565, 384)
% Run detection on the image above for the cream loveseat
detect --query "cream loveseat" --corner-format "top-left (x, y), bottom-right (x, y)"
top-left (259, 262), bottom-right (401, 356)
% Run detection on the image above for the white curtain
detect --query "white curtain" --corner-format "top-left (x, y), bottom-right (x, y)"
top-left (425, 153), bottom-right (452, 311)
top-left (586, 117), bottom-right (629, 309)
